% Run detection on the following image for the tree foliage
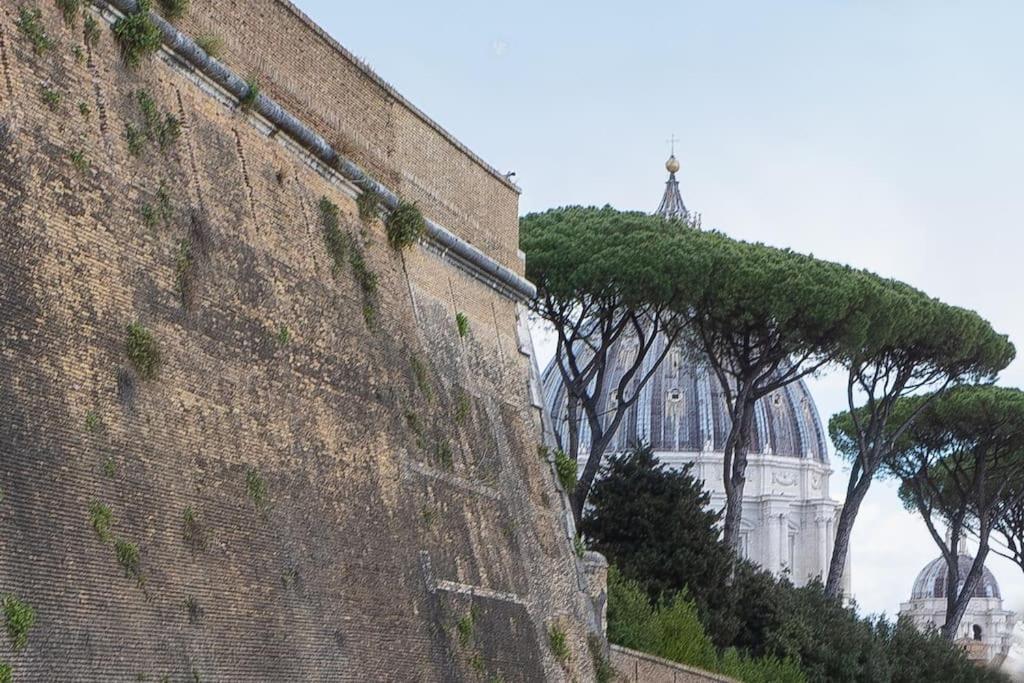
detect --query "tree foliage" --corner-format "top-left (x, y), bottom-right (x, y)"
top-left (589, 446), bottom-right (1008, 682)
top-left (825, 281), bottom-right (1014, 597)
top-left (836, 385), bottom-right (1024, 638)
top-left (521, 206), bottom-right (699, 521)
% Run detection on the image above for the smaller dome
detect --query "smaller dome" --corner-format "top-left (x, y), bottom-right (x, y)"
top-left (910, 555), bottom-right (1001, 601)
top-left (665, 154), bottom-right (680, 174)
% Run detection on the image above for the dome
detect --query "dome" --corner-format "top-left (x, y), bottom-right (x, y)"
top-left (541, 333), bottom-right (830, 462)
top-left (911, 555), bottom-right (1002, 601)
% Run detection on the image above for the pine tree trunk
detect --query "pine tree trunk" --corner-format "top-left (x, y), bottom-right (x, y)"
top-left (722, 404), bottom-right (754, 552)
top-left (825, 476), bottom-right (872, 598)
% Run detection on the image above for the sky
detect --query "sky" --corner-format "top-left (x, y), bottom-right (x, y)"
top-left (293, 0), bottom-right (1024, 618)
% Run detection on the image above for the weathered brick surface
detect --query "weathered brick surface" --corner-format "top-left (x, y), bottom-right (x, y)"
top-left (175, 0), bottom-right (524, 275)
top-left (0, 3), bottom-right (593, 680)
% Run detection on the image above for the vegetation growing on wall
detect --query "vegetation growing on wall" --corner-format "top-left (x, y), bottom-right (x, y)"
top-left (355, 181), bottom-right (383, 222)
top-left (136, 90), bottom-right (181, 151)
top-left (317, 196), bottom-right (381, 328)
top-left (41, 87), bottom-right (62, 112)
top-left (193, 33), bottom-right (223, 59)
top-left (245, 467), bottom-right (268, 511)
top-left (182, 506), bottom-right (208, 553)
top-left (89, 501), bottom-right (114, 542)
top-left (386, 201), bottom-right (425, 250)
top-left (2, 595), bottom-right (36, 652)
top-left (84, 13), bottom-right (101, 48)
top-left (455, 312), bottom-right (469, 338)
top-left (16, 6), bottom-right (53, 55)
top-left (156, 0), bottom-right (189, 21)
top-left (112, 0), bottom-right (162, 68)
top-left (114, 538), bottom-right (141, 580)
top-left (553, 449), bottom-right (576, 493)
top-left (547, 624), bottom-right (570, 664)
top-left (239, 78), bottom-right (260, 110)
top-left (126, 322), bottom-right (160, 379)
top-left (56, 0), bottom-right (82, 26)
top-left (0, 661), bottom-right (11, 683)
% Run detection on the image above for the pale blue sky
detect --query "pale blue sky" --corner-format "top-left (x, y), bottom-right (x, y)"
top-left (293, 0), bottom-right (1024, 618)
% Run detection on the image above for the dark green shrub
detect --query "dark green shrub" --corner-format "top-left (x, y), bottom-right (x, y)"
top-left (126, 322), bottom-right (160, 379)
top-left (238, 77), bottom-right (259, 110)
top-left (84, 13), bottom-right (101, 48)
top-left (112, 0), bottom-right (162, 68)
top-left (386, 201), bottom-right (425, 250)
top-left (16, 6), bottom-right (53, 55)
top-left (547, 624), bottom-right (569, 664)
top-left (156, 0), bottom-right (188, 21)
top-left (114, 538), bottom-right (141, 579)
top-left (456, 312), bottom-right (469, 338)
top-left (56, 0), bottom-right (82, 25)
top-left (89, 500), bottom-right (113, 542)
top-left (2, 595), bottom-right (35, 652)
top-left (194, 33), bottom-right (222, 59)
top-left (553, 449), bottom-right (575, 493)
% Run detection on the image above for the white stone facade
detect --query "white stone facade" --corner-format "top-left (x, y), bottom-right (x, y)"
top-left (655, 450), bottom-right (848, 590)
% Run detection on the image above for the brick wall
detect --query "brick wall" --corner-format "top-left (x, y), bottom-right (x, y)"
top-left (174, 0), bottom-right (524, 275)
top-left (0, 2), bottom-right (593, 680)
top-left (611, 646), bottom-right (739, 683)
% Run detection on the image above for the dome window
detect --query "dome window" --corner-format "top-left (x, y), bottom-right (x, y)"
top-left (668, 388), bottom-right (682, 402)
top-left (974, 624), bottom-right (983, 641)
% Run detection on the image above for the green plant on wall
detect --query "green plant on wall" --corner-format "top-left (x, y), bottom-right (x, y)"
top-left (553, 449), bottom-right (576, 493)
top-left (318, 197), bottom-right (347, 273)
top-left (89, 500), bottom-right (113, 542)
top-left (16, 6), bottom-right (53, 55)
top-left (454, 389), bottom-right (470, 423)
top-left (115, 538), bottom-right (141, 579)
top-left (456, 312), bottom-right (470, 338)
top-left (184, 595), bottom-right (202, 624)
top-left (434, 440), bottom-right (453, 470)
top-left (318, 196), bottom-right (379, 328)
top-left (194, 33), bottom-right (223, 59)
top-left (112, 0), bottom-right (162, 68)
top-left (274, 324), bottom-right (291, 346)
top-left (102, 457), bottom-right (117, 478)
top-left (573, 535), bottom-right (586, 559)
top-left (456, 608), bottom-right (476, 647)
top-left (245, 467), bottom-right (268, 511)
top-left (69, 148), bottom-right (89, 173)
top-left (84, 410), bottom-right (102, 433)
top-left (41, 87), bottom-right (61, 112)
top-left (135, 90), bottom-right (181, 151)
top-left (355, 180), bottom-right (383, 222)
top-left (126, 322), bottom-right (160, 379)
top-left (238, 77), bottom-right (260, 110)
top-left (2, 594), bottom-right (35, 652)
top-left (84, 13), bottom-right (101, 48)
top-left (0, 661), bottom-right (11, 683)
top-left (182, 506), bottom-right (208, 553)
top-left (386, 201), bottom-right (425, 250)
top-left (548, 624), bottom-right (570, 665)
top-left (156, 0), bottom-right (189, 21)
top-left (56, 0), bottom-right (82, 25)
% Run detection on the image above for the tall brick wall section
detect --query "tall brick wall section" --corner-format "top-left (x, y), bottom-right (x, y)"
top-left (0, 3), bottom-right (595, 680)
top-left (173, 0), bottom-right (524, 276)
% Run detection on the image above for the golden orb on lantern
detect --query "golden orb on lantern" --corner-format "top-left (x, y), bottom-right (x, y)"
top-left (665, 154), bottom-right (680, 174)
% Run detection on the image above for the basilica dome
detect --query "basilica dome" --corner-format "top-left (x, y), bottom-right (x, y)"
top-left (911, 555), bottom-right (1002, 601)
top-left (541, 155), bottom-right (829, 463)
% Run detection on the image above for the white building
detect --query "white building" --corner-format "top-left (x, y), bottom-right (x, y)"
top-left (541, 155), bottom-right (848, 590)
top-left (900, 538), bottom-right (1016, 668)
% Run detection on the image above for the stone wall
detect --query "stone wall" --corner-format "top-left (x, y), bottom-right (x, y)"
top-left (0, 2), bottom-right (594, 680)
top-left (611, 646), bottom-right (738, 683)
